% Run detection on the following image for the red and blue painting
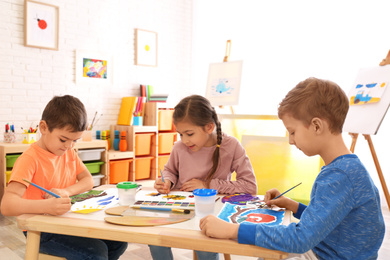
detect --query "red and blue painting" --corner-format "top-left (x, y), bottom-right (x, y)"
top-left (218, 202), bottom-right (284, 226)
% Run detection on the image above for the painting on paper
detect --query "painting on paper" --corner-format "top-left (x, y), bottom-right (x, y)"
top-left (82, 58), bottom-right (108, 79)
top-left (348, 82), bottom-right (388, 105)
top-left (76, 50), bottom-right (113, 85)
top-left (24, 0), bottom-right (59, 50)
top-left (70, 188), bottom-right (118, 214)
top-left (135, 29), bottom-right (158, 67)
top-left (218, 202), bottom-right (284, 226)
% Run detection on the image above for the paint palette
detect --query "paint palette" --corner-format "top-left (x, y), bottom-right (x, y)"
top-left (105, 206), bottom-right (195, 226)
top-left (134, 190), bottom-right (195, 210)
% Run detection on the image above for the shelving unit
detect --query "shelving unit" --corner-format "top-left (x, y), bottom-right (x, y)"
top-left (0, 140), bottom-right (109, 201)
top-left (157, 108), bottom-right (177, 177)
top-left (109, 102), bottom-right (159, 182)
top-left (108, 103), bottom-right (178, 183)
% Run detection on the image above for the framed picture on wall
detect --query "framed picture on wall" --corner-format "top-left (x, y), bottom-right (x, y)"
top-left (75, 50), bottom-right (113, 85)
top-left (135, 29), bottom-right (158, 67)
top-left (24, 0), bottom-right (59, 50)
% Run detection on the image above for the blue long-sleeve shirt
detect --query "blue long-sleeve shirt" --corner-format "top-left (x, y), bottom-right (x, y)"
top-left (238, 154), bottom-right (385, 259)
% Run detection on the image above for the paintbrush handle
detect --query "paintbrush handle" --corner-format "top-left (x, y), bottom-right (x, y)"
top-left (273, 182), bottom-right (302, 200)
top-left (23, 179), bottom-right (60, 198)
top-left (132, 206), bottom-right (190, 214)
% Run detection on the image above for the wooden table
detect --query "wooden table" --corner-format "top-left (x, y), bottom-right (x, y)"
top-left (17, 187), bottom-right (290, 260)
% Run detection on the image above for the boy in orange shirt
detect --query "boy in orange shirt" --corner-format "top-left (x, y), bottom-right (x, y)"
top-left (1, 95), bottom-right (127, 260)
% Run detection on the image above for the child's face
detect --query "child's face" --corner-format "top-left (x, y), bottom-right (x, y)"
top-left (281, 114), bottom-right (318, 157)
top-left (38, 123), bottom-right (83, 156)
top-left (175, 120), bottom-right (215, 152)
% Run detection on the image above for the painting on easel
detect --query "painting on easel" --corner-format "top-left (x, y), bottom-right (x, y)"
top-left (343, 65), bottom-right (390, 135)
top-left (206, 60), bottom-right (243, 106)
top-left (349, 82), bottom-right (388, 106)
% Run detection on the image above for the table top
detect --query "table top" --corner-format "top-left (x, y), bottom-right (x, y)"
top-left (17, 186), bottom-right (290, 259)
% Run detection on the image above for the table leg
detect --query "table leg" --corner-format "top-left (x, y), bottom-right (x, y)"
top-left (25, 231), bottom-right (41, 260)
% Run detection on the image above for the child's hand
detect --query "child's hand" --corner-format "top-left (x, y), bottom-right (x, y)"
top-left (200, 215), bottom-right (239, 239)
top-left (45, 197), bottom-right (72, 215)
top-left (264, 188), bottom-right (299, 213)
top-left (154, 178), bottom-right (171, 194)
top-left (180, 179), bottom-right (206, 191)
top-left (42, 188), bottom-right (69, 199)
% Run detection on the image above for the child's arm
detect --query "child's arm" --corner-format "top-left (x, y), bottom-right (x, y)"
top-left (264, 188), bottom-right (300, 213)
top-left (0, 181), bottom-right (71, 216)
top-left (200, 215), bottom-right (239, 239)
top-left (46, 169), bottom-right (94, 198)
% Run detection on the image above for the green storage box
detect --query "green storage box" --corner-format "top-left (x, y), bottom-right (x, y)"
top-left (84, 161), bottom-right (104, 175)
top-left (6, 154), bottom-right (22, 168)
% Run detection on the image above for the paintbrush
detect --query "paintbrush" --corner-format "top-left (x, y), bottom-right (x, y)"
top-left (89, 111), bottom-right (98, 130)
top-left (272, 182), bottom-right (302, 200)
top-left (160, 168), bottom-right (169, 196)
top-left (22, 178), bottom-right (60, 198)
top-left (131, 205), bottom-right (190, 214)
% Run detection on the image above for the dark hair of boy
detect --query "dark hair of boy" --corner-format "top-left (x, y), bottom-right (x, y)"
top-left (173, 95), bottom-right (222, 186)
top-left (41, 95), bottom-right (88, 132)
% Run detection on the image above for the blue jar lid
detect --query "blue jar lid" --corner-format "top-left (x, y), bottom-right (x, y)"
top-left (193, 188), bottom-right (217, 197)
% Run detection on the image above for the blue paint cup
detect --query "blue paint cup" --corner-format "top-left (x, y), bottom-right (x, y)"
top-left (193, 188), bottom-right (217, 218)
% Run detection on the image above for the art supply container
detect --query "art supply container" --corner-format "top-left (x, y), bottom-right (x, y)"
top-left (133, 116), bottom-right (143, 126)
top-left (4, 132), bottom-right (16, 143)
top-left (193, 188), bottom-right (217, 218)
top-left (82, 130), bottom-right (92, 141)
top-left (117, 181), bottom-right (138, 205)
top-left (22, 133), bottom-right (37, 144)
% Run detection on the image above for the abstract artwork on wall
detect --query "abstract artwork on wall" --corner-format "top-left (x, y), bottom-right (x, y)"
top-left (76, 50), bottom-right (113, 85)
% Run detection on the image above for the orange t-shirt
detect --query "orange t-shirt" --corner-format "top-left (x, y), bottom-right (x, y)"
top-left (10, 143), bottom-right (87, 200)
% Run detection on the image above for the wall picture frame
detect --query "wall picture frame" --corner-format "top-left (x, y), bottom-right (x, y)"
top-left (24, 0), bottom-right (59, 50)
top-left (135, 29), bottom-right (158, 67)
top-left (76, 50), bottom-right (113, 85)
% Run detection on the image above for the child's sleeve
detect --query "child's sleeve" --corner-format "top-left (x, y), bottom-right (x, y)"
top-left (237, 169), bottom-right (354, 253)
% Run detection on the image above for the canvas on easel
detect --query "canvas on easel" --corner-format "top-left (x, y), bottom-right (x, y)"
top-left (205, 60), bottom-right (243, 107)
top-left (343, 65), bottom-right (390, 210)
top-left (343, 65), bottom-right (390, 135)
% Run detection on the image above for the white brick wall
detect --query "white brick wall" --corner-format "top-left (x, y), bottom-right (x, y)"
top-left (0, 0), bottom-right (193, 140)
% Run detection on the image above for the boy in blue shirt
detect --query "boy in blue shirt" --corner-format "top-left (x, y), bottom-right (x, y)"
top-left (200, 77), bottom-right (385, 259)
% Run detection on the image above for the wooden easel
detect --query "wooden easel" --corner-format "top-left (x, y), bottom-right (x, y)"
top-left (349, 133), bottom-right (390, 210)
top-left (220, 39), bottom-right (234, 115)
top-left (219, 40), bottom-right (238, 138)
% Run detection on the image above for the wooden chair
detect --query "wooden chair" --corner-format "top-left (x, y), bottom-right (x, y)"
top-left (193, 251), bottom-right (231, 260)
top-left (38, 253), bottom-right (66, 260)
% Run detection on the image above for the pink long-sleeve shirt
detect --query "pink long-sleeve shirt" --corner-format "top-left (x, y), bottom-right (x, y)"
top-left (162, 133), bottom-right (257, 195)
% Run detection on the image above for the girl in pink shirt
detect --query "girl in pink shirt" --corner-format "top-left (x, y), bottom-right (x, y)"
top-left (150, 95), bottom-right (257, 260)
top-left (154, 95), bottom-right (257, 195)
